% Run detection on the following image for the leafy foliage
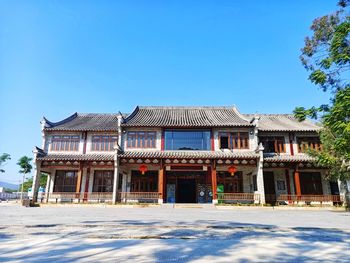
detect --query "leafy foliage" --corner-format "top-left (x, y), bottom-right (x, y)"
top-left (295, 0), bottom-right (350, 180)
top-left (17, 156), bottom-right (33, 175)
top-left (0, 153), bottom-right (11, 173)
top-left (19, 174), bottom-right (48, 193)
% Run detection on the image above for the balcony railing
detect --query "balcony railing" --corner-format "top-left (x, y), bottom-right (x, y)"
top-left (47, 192), bottom-right (113, 203)
top-left (118, 192), bottom-right (160, 203)
top-left (277, 194), bottom-right (343, 203)
top-left (46, 191), bottom-right (160, 203)
top-left (218, 193), bottom-right (260, 203)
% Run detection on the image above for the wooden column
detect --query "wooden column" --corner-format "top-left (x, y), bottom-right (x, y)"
top-left (158, 167), bottom-right (164, 204)
top-left (294, 169), bottom-right (301, 196)
top-left (75, 166), bottom-right (83, 200)
top-left (211, 165), bottom-right (218, 204)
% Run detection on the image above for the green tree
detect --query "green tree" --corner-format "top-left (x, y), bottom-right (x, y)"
top-left (0, 153), bottom-right (11, 173)
top-left (17, 156), bottom-right (33, 201)
top-left (294, 0), bottom-right (350, 183)
top-left (19, 173), bottom-right (48, 193)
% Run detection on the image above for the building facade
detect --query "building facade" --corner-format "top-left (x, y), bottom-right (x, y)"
top-left (31, 106), bottom-right (346, 205)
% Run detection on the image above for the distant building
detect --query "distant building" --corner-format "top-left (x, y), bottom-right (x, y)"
top-left (31, 106), bottom-right (346, 205)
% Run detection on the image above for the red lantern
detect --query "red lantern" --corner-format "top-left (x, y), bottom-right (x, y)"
top-left (228, 165), bottom-right (237, 176)
top-left (139, 164), bottom-right (148, 175)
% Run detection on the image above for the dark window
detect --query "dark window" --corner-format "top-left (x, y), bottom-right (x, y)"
top-left (91, 135), bottom-right (117, 151)
top-left (300, 172), bottom-right (323, 195)
top-left (53, 171), bottom-right (78, 192)
top-left (259, 136), bottom-right (285, 153)
top-left (219, 133), bottom-right (229, 149)
top-left (217, 171), bottom-right (243, 193)
top-left (93, 170), bottom-right (114, 192)
top-left (130, 171), bottom-right (158, 192)
top-left (126, 132), bottom-right (156, 148)
top-left (297, 137), bottom-right (322, 153)
top-left (51, 135), bottom-right (80, 151)
top-left (164, 130), bottom-right (211, 150)
top-left (219, 132), bottom-right (249, 149)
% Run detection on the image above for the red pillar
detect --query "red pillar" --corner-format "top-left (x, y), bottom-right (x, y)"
top-left (158, 167), bottom-right (164, 203)
top-left (211, 166), bottom-right (217, 203)
top-left (294, 169), bottom-right (301, 196)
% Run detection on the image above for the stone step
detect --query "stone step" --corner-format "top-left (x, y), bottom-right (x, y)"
top-left (162, 203), bottom-right (216, 209)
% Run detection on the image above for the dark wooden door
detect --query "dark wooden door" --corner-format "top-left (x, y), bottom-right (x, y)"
top-left (264, 172), bottom-right (276, 204)
top-left (177, 179), bottom-right (196, 203)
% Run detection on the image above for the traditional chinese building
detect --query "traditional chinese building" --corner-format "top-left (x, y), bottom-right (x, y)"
top-left (31, 106), bottom-right (345, 205)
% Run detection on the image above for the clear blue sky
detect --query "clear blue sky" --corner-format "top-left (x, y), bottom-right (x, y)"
top-left (0, 1), bottom-right (337, 184)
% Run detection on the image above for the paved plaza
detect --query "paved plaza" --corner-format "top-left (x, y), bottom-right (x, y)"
top-left (0, 203), bottom-right (349, 262)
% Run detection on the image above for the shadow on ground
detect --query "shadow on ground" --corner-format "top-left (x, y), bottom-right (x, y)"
top-left (0, 219), bottom-right (350, 262)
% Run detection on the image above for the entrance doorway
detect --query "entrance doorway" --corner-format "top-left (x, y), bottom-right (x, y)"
top-left (177, 179), bottom-right (196, 203)
top-left (165, 170), bottom-right (209, 203)
top-left (264, 172), bottom-right (276, 204)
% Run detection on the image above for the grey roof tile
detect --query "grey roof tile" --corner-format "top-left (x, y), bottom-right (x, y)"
top-left (37, 153), bottom-right (115, 161)
top-left (43, 113), bottom-right (119, 131)
top-left (122, 106), bottom-right (253, 127)
top-left (244, 114), bottom-right (320, 132)
top-left (263, 153), bottom-right (315, 162)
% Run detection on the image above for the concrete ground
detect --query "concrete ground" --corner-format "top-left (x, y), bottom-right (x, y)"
top-left (0, 203), bottom-right (349, 262)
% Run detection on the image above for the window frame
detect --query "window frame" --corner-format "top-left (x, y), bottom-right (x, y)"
top-left (53, 170), bottom-right (78, 192)
top-left (51, 135), bottom-right (80, 152)
top-left (164, 130), bottom-right (211, 151)
top-left (126, 131), bottom-right (157, 149)
top-left (91, 135), bottom-right (117, 151)
top-left (218, 132), bottom-right (250, 150)
top-left (92, 170), bottom-right (114, 192)
top-left (259, 136), bottom-right (286, 153)
top-left (297, 137), bottom-right (322, 153)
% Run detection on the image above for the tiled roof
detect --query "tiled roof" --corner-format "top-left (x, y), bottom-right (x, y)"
top-left (43, 113), bottom-right (119, 131)
top-left (263, 153), bottom-right (315, 162)
top-left (118, 150), bottom-right (259, 159)
top-left (122, 106), bottom-right (253, 127)
top-left (37, 153), bottom-right (115, 161)
top-left (244, 114), bottom-right (320, 132)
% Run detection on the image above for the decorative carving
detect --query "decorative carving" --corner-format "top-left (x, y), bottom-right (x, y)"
top-left (152, 159), bottom-right (159, 164)
top-left (165, 159), bottom-right (171, 164)
top-left (136, 159), bottom-right (143, 164)
top-left (217, 159), bottom-right (223, 164)
top-left (233, 160), bottom-right (239, 164)
top-left (241, 160), bottom-right (248, 165)
top-left (225, 160), bottom-right (231, 164)
top-left (197, 159), bottom-right (203, 164)
top-left (145, 159), bottom-right (151, 164)
top-left (189, 159), bottom-right (195, 164)
top-left (173, 159), bottom-right (179, 164)
top-left (129, 159), bottom-right (135, 163)
top-left (181, 159), bottom-right (187, 164)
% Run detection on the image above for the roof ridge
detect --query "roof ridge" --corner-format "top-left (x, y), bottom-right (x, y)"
top-left (138, 106), bottom-right (237, 109)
